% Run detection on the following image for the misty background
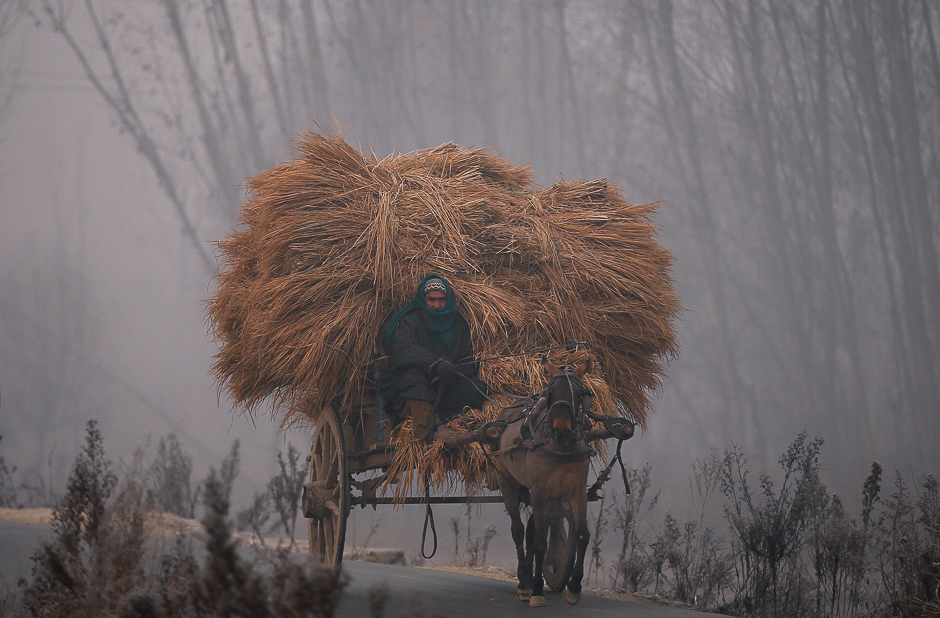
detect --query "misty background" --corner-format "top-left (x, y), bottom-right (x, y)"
top-left (1, 0), bottom-right (937, 563)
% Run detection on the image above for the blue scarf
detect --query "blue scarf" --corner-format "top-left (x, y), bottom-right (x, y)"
top-left (383, 274), bottom-right (457, 350)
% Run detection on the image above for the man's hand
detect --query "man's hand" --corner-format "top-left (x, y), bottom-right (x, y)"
top-left (431, 359), bottom-right (457, 381)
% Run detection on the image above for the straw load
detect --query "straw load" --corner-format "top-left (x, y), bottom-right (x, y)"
top-left (207, 130), bottom-right (680, 470)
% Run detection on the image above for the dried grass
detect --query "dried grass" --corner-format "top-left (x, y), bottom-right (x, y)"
top-left (379, 409), bottom-right (499, 501)
top-left (207, 129), bottom-right (679, 488)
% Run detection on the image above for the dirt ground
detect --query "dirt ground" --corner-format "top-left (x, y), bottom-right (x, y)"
top-left (0, 507), bottom-right (204, 535)
top-left (0, 507), bottom-right (52, 525)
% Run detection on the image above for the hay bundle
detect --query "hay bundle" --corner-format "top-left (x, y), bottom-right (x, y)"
top-left (384, 408), bottom-right (499, 500)
top-left (208, 130), bottom-right (679, 446)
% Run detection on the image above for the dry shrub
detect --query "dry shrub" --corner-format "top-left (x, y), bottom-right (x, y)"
top-left (19, 421), bottom-right (146, 617)
top-left (191, 471), bottom-right (346, 617)
top-left (875, 470), bottom-right (940, 618)
top-left (207, 129), bottom-right (679, 440)
top-left (0, 436), bottom-right (18, 508)
top-left (146, 433), bottom-right (199, 519)
top-left (10, 422), bottom-right (346, 618)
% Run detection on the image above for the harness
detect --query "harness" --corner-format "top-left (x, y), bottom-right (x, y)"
top-left (478, 368), bottom-right (631, 494)
top-left (473, 368), bottom-right (598, 463)
top-left (421, 362), bottom-right (632, 557)
top-left (528, 368), bottom-right (597, 461)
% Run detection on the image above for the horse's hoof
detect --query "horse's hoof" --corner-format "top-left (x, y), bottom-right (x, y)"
top-left (516, 589), bottom-right (532, 601)
top-left (564, 589), bottom-right (581, 605)
top-left (529, 595), bottom-right (546, 607)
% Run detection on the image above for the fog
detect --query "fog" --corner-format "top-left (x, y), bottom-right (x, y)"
top-left (1, 0), bottom-right (937, 565)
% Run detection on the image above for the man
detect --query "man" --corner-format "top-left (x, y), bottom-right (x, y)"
top-left (377, 274), bottom-right (486, 441)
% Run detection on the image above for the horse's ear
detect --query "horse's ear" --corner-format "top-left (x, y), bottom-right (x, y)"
top-left (574, 357), bottom-right (593, 378)
top-left (541, 355), bottom-right (560, 376)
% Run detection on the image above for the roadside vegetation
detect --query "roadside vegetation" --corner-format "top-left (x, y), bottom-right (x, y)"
top-left (1, 425), bottom-right (936, 617)
top-left (588, 433), bottom-right (939, 617)
top-left (0, 422), bottom-right (344, 617)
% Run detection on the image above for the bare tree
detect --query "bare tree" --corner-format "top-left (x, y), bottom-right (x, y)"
top-left (30, 0), bottom-right (939, 473)
top-left (32, 0), bottom-right (334, 272)
top-left (0, 0), bottom-right (25, 132)
top-left (0, 202), bottom-right (100, 478)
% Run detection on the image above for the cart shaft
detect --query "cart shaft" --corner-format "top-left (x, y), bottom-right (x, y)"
top-left (352, 495), bottom-right (506, 506)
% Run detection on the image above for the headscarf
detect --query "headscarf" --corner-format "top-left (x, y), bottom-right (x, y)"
top-left (383, 274), bottom-right (457, 350)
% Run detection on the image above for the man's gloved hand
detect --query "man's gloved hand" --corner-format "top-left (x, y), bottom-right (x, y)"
top-left (431, 359), bottom-right (457, 381)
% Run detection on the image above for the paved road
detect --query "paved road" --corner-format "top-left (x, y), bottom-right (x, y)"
top-left (0, 519), bottom-right (55, 582)
top-left (337, 559), bottom-right (717, 617)
top-left (2, 520), bottom-right (716, 617)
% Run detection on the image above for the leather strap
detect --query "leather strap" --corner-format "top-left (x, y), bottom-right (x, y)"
top-left (420, 479), bottom-right (438, 559)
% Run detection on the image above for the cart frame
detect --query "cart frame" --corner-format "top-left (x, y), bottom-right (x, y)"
top-left (301, 401), bottom-right (589, 592)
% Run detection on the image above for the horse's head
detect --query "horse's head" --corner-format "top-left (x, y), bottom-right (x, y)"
top-left (541, 356), bottom-right (592, 448)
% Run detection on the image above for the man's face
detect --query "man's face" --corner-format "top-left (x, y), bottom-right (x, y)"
top-left (425, 290), bottom-right (447, 312)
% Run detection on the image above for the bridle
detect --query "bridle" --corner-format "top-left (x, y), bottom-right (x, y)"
top-left (544, 366), bottom-right (591, 445)
top-left (497, 365), bottom-right (592, 463)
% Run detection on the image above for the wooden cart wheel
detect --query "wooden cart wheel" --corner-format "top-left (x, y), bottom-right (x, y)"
top-left (303, 405), bottom-right (350, 568)
top-left (542, 500), bottom-right (577, 592)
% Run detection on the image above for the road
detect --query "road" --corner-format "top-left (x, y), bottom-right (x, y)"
top-left (337, 559), bottom-right (719, 617)
top-left (0, 517), bottom-right (55, 582)
top-left (1, 518), bottom-right (717, 617)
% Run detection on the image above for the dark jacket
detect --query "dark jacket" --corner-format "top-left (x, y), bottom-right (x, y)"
top-left (377, 308), bottom-right (485, 416)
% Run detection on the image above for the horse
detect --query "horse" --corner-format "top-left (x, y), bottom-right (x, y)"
top-left (495, 356), bottom-right (595, 607)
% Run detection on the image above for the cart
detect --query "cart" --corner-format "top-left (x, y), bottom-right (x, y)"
top-left (301, 398), bottom-right (594, 593)
top-left (207, 134), bottom-right (675, 592)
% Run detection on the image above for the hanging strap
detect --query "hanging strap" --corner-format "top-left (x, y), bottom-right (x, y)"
top-left (420, 479), bottom-right (438, 559)
top-left (587, 439), bottom-right (630, 501)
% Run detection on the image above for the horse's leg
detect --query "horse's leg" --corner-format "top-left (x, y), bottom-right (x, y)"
top-left (528, 495), bottom-right (549, 607)
top-left (504, 488), bottom-right (532, 601)
top-left (525, 511), bottom-right (535, 579)
top-left (564, 493), bottom-right (590, 605)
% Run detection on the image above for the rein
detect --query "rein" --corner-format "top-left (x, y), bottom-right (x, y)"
top-left (453, 341), bottom-right (587, 369)
top-left (455, 371), bottom-right (538, 408)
